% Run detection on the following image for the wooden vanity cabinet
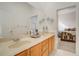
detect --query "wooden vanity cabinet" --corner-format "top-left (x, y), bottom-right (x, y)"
top-left (15, 35), bottom-right (55, 56)
top-left (30, 43), bottom-right (41, 56)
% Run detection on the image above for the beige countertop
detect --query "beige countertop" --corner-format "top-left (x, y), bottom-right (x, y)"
top-left (0, 33), bottom-right (54, 56)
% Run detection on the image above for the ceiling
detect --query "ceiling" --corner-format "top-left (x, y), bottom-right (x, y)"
top-left (28, 2), bottom-right (77, 16)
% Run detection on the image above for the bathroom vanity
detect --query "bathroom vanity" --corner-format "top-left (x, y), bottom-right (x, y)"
top-left (0, 33), bottom-right (55, 56)
top-left (15, 33), bottom-right (55, 56)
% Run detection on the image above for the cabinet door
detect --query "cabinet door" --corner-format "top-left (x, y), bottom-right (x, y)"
top-left (51, 36), bottom-right (55, 50)
top-left (15, 49), bottom-right (30, 56)
top-left (30, 43), bottom-right (41, 56)
top-left (41, 39), bottom-right (49, 56)
top-left (48, 36), bottom-right (55, 53)
top-left (48, 38), bottom-right (52, 53)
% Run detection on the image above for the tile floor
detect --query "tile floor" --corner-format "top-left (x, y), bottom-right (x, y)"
top-left (59, 41), bottom-right (75, 53)
top-left (49, 49), bottom-right (75, 56)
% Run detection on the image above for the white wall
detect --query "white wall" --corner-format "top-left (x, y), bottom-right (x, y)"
top-left (75, 4), bottom-right (79, 55)
top-left (0, 11), bottom-right (2, 36)
top-left (0, 26), bottom-right (1, 34)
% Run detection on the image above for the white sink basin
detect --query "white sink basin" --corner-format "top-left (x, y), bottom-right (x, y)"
top-left (0, 37), bottom-right (11, 43)
top-left (8, 40), bottom-right (31, 48)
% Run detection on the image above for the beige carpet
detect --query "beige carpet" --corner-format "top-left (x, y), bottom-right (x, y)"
top-left (59, 41), bottom-right (76, 53)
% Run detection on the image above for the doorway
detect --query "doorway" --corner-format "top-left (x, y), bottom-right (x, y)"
top-left (57, 6), bottom-right (76, 54)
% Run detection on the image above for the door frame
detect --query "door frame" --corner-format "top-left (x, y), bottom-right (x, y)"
top-left (56, 5), bottom-right (76, 53)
